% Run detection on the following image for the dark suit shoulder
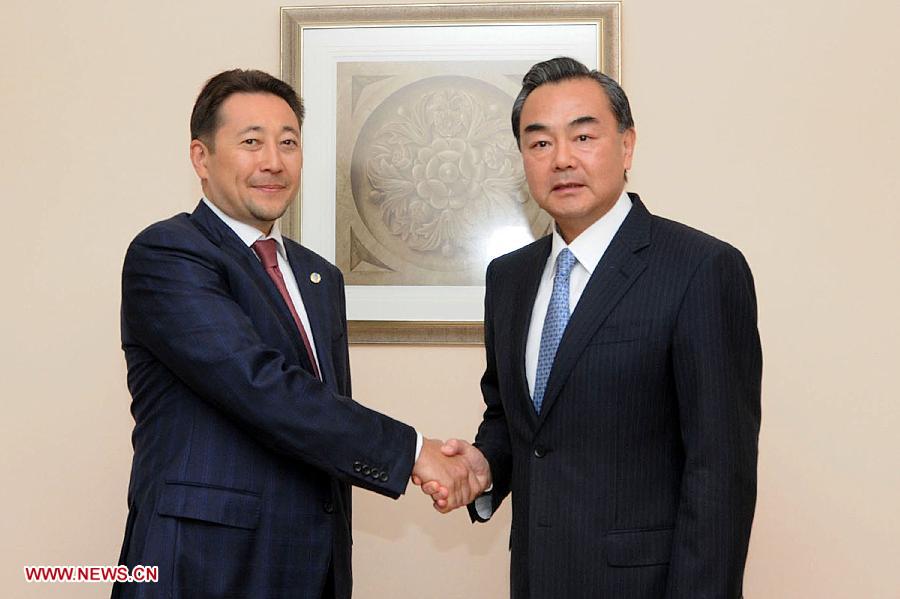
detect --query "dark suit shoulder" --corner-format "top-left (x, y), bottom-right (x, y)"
top-left (487, 235), bottom-right (550, 275)
top-left (645, 213), bottom-right (756, 321)
top-left (649, 213), bottom-right (748, 270)
top-left (122, 213), bottom-right (231, 286)
top-left (650, 213), bottom-right (729, 250)
top-left (129, 212), bottom-right (205, 250)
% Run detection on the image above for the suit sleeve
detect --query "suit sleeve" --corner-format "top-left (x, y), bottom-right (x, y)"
top-left (468, 260), bottom-right (514, 522)
top-left (666, 244), bottom-right (762, 598)
top-left (121, 227), bottom-right (416, 498)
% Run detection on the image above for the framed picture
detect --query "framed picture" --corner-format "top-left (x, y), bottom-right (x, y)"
top-left (280, 2), bottom-right (621, 343)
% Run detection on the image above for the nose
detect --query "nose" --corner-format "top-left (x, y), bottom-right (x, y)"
top-left (259, 142), bottom-right (284, 173)
top-left (552, 140), bottom-right (575, 171)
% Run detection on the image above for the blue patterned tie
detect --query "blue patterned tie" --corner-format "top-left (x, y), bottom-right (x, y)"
top-left (533, 248), bottom-right (577, 414)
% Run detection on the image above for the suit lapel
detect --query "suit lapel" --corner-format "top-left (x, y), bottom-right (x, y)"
top-left (509, 237), bottom-right (552, 425)
top-left (535, 195), bottom-right (652, 427)
top-left (285, 243), bottom-right (337, 388)
top-left (189, 202), bottom-right (319, 377)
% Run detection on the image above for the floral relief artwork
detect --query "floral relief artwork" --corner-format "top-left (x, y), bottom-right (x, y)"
top-left (336, 62), bottom-right (553, 286)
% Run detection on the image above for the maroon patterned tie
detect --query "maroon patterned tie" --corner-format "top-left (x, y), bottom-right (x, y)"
top-left (251, 239), bottom-right (321, 380)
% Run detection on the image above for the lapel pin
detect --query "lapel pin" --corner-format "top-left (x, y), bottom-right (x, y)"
top-left (310, 272), bottom-right (321, 284)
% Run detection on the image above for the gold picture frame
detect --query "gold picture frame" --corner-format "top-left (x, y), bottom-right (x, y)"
top-left (280, 2), bottom-right (621, 344)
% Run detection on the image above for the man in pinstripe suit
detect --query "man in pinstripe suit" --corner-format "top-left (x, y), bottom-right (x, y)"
top-left (425, 57), bottom-right (761, 598)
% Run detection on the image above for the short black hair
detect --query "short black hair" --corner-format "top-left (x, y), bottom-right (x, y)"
top-left (190, 69), bottom-right (304, 149)
top-left (511, 57), bottom-right (634, 147)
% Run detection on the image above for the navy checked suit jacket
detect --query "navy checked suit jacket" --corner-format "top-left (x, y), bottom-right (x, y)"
top-left (472, 195), bottom-right (762, 599)
top-left (113, 201), bottom-right (416, 599)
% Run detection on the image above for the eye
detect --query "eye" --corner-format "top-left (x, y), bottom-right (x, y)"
top-left (576, 134), bottom-right (590, 142)
top-left (281, 139), bottom-right (298, 147)
top-left (242, 138), bottom-right (259, 146)
top-left (532, 140), bottom-right (550, 149)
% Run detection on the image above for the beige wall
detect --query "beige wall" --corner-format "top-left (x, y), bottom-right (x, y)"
top-left (2, 0), bottom-right (898, 596)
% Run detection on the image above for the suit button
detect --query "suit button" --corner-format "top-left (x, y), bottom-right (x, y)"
top-left (323, 501), bottom-right (334, 514)
top-left (370, 468), bottom-right (380, 479)
top-left (380, 472), bottom-right (389, 482)
top-left (533, 446), bottom-right (547, 458)
top-left (362, 465), bottom-right (371, 475)
top-left (353, 461), bottom-right (362, 473)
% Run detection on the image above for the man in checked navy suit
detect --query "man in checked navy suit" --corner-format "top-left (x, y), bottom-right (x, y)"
top-left (424, 57), bottom-right (762, 598)
top-left (113, 70), bottom-right (483, 599)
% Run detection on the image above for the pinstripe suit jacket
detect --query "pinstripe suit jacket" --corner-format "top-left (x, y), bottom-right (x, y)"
top-left (472, 195), bottom-right (761, 599)
top-left (113, 201), bottom-right (416, 599)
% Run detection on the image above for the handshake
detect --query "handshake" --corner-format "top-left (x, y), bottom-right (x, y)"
top-left (410, 438), bottom-right (492, 513)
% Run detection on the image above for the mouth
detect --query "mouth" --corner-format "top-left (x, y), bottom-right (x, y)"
top-left (252, 184), bottom-right (287, 193)
top-left (551, 182), bottom-right (585, 192)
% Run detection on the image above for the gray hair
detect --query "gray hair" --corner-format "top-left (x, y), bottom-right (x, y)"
top-left (511, 57), bottom-right (634, 148)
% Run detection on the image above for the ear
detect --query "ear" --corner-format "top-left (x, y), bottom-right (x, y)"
top-left (622, 127), bottom-right (636, 171)
top-left (190, 139), bottom-right (211, 180)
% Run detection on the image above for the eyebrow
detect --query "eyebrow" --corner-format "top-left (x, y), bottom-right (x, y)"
top-left (522, 115), bottom-right (599, 136)
top-left (236, 125), bottom-right (300, 136)
top-left (569, 115), bottom-right (598, 127)
top-left (522, 123), bottom-right (549, 135)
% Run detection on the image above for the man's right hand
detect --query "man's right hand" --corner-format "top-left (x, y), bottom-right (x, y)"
top-left (417, 438), bottom-right (491, 513)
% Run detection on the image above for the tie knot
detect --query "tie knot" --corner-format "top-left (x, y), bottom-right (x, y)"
top-left (252, 238), bottom-right (279, 269)
top-left (555, 248), bottom-right (577, 279)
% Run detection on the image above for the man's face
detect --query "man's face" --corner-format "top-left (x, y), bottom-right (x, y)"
top-left (190, 92), bottom-right (302, 234)
top-left (518, 78), bottom-right (635, 243)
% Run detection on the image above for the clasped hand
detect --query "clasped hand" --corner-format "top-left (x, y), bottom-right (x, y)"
top-left (411, 438), bottom-right (491, 513)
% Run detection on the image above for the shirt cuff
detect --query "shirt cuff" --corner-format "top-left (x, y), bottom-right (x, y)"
top-left (474, 491), bottom-right (493, 520)
top-left (414, 432), bottom-right (423, 461)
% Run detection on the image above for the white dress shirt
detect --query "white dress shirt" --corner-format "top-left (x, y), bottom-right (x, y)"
top-left (525, 191), bottom-right (633, 398)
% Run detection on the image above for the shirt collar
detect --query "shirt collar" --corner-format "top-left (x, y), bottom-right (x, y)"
top-left (549, 191), bottom-right (633, 275)
top-left (202, 197), bottom-right (287, 259)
